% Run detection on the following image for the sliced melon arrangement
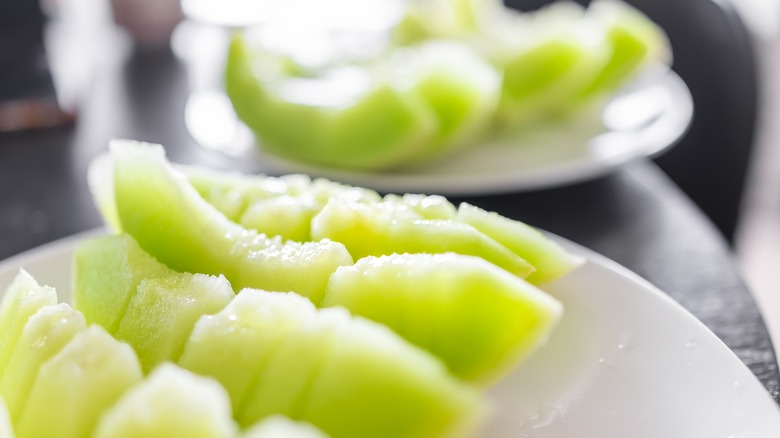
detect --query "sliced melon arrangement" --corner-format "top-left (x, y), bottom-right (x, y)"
top-left (226, 0), bottom-right (671, 169)
top-left (0, 140), bottom-right (590, 436)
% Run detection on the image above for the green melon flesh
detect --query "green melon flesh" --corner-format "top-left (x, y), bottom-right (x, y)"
top-left (383, 193), bottom-right (457, 220)
top-left (178, 291), bottom-right (316, 416)
top-left (74, 234), bottom-right (169, 332)
top-left (395, 41), bottom-right (500, 160)
top-left (92, 364), bottom-right (236, 438)
top-left (0, 398), bottom-right (14, 438)
top-left (0, 303), bottom-right (86, 422)
top-left (116, 273), bottom-right (234, 372)
top-left (186, 169), bottom-right (312, 223)
top-left (578, 0), bottom-right (671, 99)
top-left (457, 203), bottom-right (583, 284)
top-left (311, 199), bottom-right (534, 279)
top-left (226, 35), bottom-right (438, 170)
top-left (242, 416), bottom-right (329, 438)
top-left (184, 163), bottom-right (580, 283)
top-left (323, 253), bottom-right (562, 383)
top-left (0, 270), bottom-right (57, 375)
top-left (179, 289), bottom-right (483, 438)
top-left (75, 234), bottom-right (235, 372)
top-left (104, 140), bottom-right (353, 304)
top-left (238, 196), bottom-right (317, 242)
top-left (16, 326), bottom-right (143, 438)
top-left (227, 36), bottom-right (500, 169)
top-left (496, 35), bottom-right (607, 125)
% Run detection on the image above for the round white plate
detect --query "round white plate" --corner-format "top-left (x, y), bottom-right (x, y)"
top-left (1, 229), bottom-right (777, 437)
top-left (188, 68), bottom-right (693, 195)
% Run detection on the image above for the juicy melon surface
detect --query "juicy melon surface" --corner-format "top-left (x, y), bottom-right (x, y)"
top-left (179, 289), bottom-right (483, 438)
top-left (107, 140), bottom-right (353, 304)
top-left (0, 303), bottom-right (86, 422)
top-left (16, 326), bottom-right (143, 438)
top-left (323, 253), bottom-right (563, 383)
top-left (92, 364), bottom-right (236, 438)
top-left (75, 234), bottom-right (235, 372)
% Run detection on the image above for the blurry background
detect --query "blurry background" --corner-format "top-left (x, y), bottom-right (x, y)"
top-left (2, 0), bottom-right (780, 343)
top-left (732, 0), bottom-right (780, 356)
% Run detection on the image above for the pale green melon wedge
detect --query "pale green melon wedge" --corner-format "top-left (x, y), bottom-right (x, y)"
top-left (0, 398), bottom-right (14, 438)
top-left (104, 140), bottom-right (353, 304)
top-left (0, 270), bottom-right (57, 376)
top-left (238, 196), bottom-right (317, 242)
top-left (178, 290), bottom-right (315, 415)
top-left (116, 273), bottom-right (234, 372)
top-left (0, 303), bottom-right (86, 422)
top-left (578, 0), bottom-right (671, 99)
top-left (242, 416), bottom-right (328, 438)
top-left (93, 364), bottom-right (236, 438)
top-left (226, 35), bottom-right (439, 171)
top-left (312, 199), bottom-right (534, 279)
top-left (16, 326), bottom-right (143, 438)
top-left (74, 234), bottom-right (169, 332)
top-left (180, 289), bottom-right (484, 438)
top-left (383, 193), bottom-right (457, 220)
top-left (75, 234), bottom-right (235, 372)
top-left (323, 253), bottom-right (562, 383)
top-left (457, 203), bottom-right (583, 284)
top-left (300, 307), bottom-right (483, 438)
top-left (186, 168), bottom-right (312, 223)
top-left (236, 305), bottom-right (351, 428)
top-left (394, 41), bottom-right (500, 160)
top-left (171, 162), bottom-right (580, 283)
top-left (496, 35), bottom-right (607, 125)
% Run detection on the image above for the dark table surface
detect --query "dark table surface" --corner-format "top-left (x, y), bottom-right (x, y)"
top-left (0, 19), bottom-right (778, 405)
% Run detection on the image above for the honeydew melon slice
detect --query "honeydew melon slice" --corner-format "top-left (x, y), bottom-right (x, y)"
top-left (104, 140), bottom-right (353, 304)
top-left (227, 35), bottom-right (437, 170)
top-left (177, 162), bottom-right (583, 283)
top-left (234, 177), bottom-right (381, 242)
top-left (238, 196), bottom-right (318, 242)
top-left (457, 203), bottom-right (583, 284)
top-left (182, 164), bottom-right (580, 282)
top-left (186, 169), bottom-right (313, 223)
top-left (226, 35), bottom-right (500, 169)
top-left (311, 199), bottom-right (534, 279)
top-left (116, 273), bottom-right (234, 372)
top-left (0, 398), bottom-right (13, 438)
top-left (236, 305), bottom-right (349, 427)
top-left (383, 193), bottom-right (457, 220)
top-left (242, 416), bottom-right (328, 438)
top-left (495, 34), bottom-right (607, 126)
top-left (390, 41), bottom-right (501, 159)
top-left (92, 364), bottom-right (236, 438)
top-left (323, 253), bottom-right (562, 383)
top-left (16, 326), bottom-right (143, 438)
top-left (179, 289), bottom-right (483, 438)
top-left (577, 0), bottom-right (671, 99)
top-left (75, 234), bottom-right (235, 372)
top-left (74, 233), bottom-right (169, 332)
top-left (0, 270), bottom-right (57, 376)
top-left (0, 303), bottom-right (86, 422)
top-left (178, 290), bottom-right (316, 415)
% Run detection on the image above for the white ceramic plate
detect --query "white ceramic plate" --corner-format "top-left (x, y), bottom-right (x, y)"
top-left (188, 68), bottom-right (693, 195)
top-left (1, 230), bottom-right (778, 437)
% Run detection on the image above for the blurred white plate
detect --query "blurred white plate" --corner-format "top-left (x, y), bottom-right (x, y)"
top-left (188, 68), bottom-right (692, 195)
top-left (1, 229), bottom-right (778, 437)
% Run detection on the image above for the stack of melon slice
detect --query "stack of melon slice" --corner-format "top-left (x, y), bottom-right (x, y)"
top-left (0, 140), bottom-right (585, 437)
top-left (227, 0), bottom-right (671, 169)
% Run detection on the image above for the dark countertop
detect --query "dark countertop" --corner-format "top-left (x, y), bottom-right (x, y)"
top-left (0, 27), bottom-right (778, 404)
